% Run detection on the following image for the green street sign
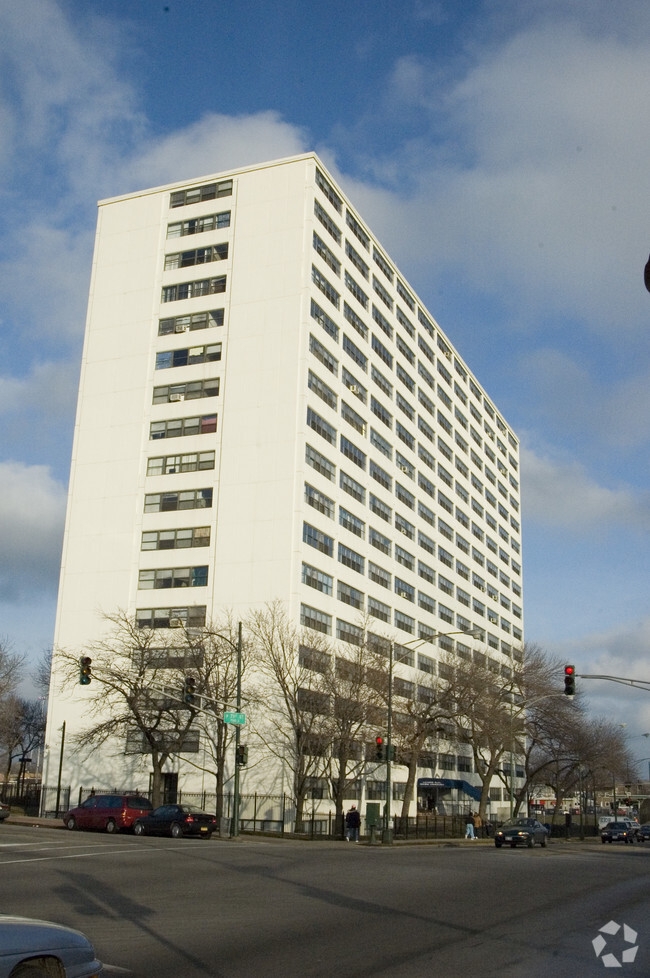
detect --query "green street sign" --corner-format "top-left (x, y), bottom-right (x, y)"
top-left (224, 711), bottom-right (246, 725)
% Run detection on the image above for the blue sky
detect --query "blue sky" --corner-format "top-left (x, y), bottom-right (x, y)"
top-left (1, 0), bottom-right (649, 745)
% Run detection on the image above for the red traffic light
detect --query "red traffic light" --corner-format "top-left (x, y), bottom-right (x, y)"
top-left (564, 664), bottom-right (576, 696)
top-left (564, 665), bottom-right (575, 676)
top-left (376, 736), bottom-right (383, 745)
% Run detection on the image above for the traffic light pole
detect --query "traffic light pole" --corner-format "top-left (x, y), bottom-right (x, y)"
top-left (230, 621), bottom-right (243, 839)
top-left (383, 641), bottom-right (394, 844)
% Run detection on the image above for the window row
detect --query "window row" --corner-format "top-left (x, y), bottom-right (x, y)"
top-left (138, 565), bottom-right (209, 589)
top-left (170, 179), bottom-right (232, 208)
top-left (164, 243), bottom-right (228, 270)
top-left (149, 414), bottom-right (217, 440)
top-left (167, 211), bottom-right (231, 238)
top-left (152, 378), bottom-right (219, 404)
top-left (158, 309), bottom-right (223, 336)
top-left (161, 276), bottom-right (226, 303)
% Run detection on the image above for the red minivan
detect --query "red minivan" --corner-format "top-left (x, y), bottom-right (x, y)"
top-left (63, 794), bottom-right (153, 833)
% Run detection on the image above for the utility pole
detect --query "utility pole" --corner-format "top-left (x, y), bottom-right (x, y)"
top-left (231, 621), bottom-right (243, 838)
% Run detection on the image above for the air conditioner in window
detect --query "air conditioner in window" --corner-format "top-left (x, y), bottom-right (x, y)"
top-left (175, 324), bottom-right (190, 332)
top-left (169, 393), bottom-right (184, 402)
top-left (169, 618), bottom-right (184, 628)
top-left (401, 529), bottom-right (409, 536)
top-left (399, 465), bottom-right (410, 473)
top-left (398, 590), bottom-right (409, 598)
top-left (350, 385), bottom-right (359, 394)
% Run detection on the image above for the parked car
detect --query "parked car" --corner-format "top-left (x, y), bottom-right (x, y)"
top-left (0, 803), bottom-right (9, 823)
top-left (133, 804), bottom-right (217, 839)
top-left (63, 794), bottom-right (153, 833)
top-left (637, 824), bottom-right (650, 841)
top-left (0, 914), bottom-right (102, 977)
top-left (494, 818), bottom-right (548, 848)
top-left (600, 821), bottom-right (636, 844)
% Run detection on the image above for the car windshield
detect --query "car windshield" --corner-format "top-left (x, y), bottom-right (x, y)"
top-left (505, 819), bottom-right (534, 827)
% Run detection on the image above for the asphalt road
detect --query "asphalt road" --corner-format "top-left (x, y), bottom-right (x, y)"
top-left (1, 823), bottom-right (648, 977)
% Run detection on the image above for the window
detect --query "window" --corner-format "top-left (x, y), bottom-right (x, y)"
top-left (368, 562), bottom-right (391, 589)
top-left (339, 507), bottom-right (365, 538)
top-left (137, 606), bottom-right (207, 629)
top-left (346, 210), bottom-right (369, 249)
top-left (164, 243), bottom-right (228, 270)
top-left (146, 451), bottom-right (215, 475)
top-left (396, 364), bottom-right (415, 394)
top-left (305, 483), bottom-right (335, 518)
top-left (301, 603), bottom-right (332, 635)
top-left (144, 488), bottom-right (212, 513)
top-left (372, 334), bottom-right (393, 368)
top-left (395, 513), bottom-right (414, 540)
top-left (370, 459), bottom-right (391, 490)
top-left (346, 240), bottom-right (369, 279)
top-left (308, 371), bottom-right (337, 410)
top-left (155, 344), bottom-right (222, 370)
top-left (309, 334), bottom-right (338, 376)
top-left (162, 276), bottom-right (226, 302)
top-left (371, 396), bottom-right (392, 429)
top-left (394, 610), bottom-right (415, 634)
top-left (340, 470), bottom-right (365, 504)
top-left (307, 407), bottom-right (336, 445)
top-left (152, 378), bottom-right (219, 404)
top-left (373, 277), bottom-right (393, 311)
top-left (313, 232), bottom-right (341, 275)
top-left (369, 493), bottom-right (391, 522)
top-left (302, 563), bottom-right (333, 596)
top-left (337, 619), bottom-right (364, 646)
top-left (345, 271), bottom-right (368, 309)
top-left (341, 400), bottom-right (365, 435)
top-left (372, 303), bottom-right (392, 337)
top-left (167, 212), bottom-right (231, 237)
top-left (311, 299), bottom-right (339, 341)
top-left (396, 391), bottom-right (414, 421)
top-left (303, 522), bottom-right (334, 557)
top-left (316, 169), bottom-right (342, 213)
top-left (338, 543), bottom-right (364, 574)
top-left (395, 544), bottom-right (414, 570)
top-left (340, 435), bottom-right (366, 470)
top-left (149, 414), bottom-right (217, 440)
top-left (395, 421), bottom-right (414, 450)
top-left (369, 527), bottom-right (391, 555)
top-left (368, 596), bottom-right (391, 623)
top-left (305, 449), bottom-right (337, 491)
top-left (342, 301), bottom-right (368, 341)
top-left (141, 527), bottom-right (210, 550)
top-left (138, 566), bottom-right (208, 589)
top-left (342, 334), bottom-right (368, 371)
top-left (395, 483), bottom-right (414, 510)
top-left (372, 365), bottom-right (393, 398)
top-left (158, 309), bottom-right (223, 335)
top-left (314, 200), bottom-right (341, 244)
top-left (312, 265), bottom-right (340, 309)
top-left (170, 180), bottom-right (233, 207)
top-left (342, 367), bottom-right (367, 404)
top-left (337, 581), bottom-right (364, 610)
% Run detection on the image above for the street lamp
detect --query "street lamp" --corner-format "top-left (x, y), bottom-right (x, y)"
top-left (383, 626), bottom-right (481, 844)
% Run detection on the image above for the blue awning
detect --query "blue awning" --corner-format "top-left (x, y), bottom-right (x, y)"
top-left (417, 777), bottom-right (481, 802)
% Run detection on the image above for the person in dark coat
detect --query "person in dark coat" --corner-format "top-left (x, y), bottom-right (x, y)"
top-left (345, 805), bottom-right (361, 842)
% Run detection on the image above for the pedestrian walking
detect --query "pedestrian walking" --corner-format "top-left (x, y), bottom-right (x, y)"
top-left (473, 811), bottom-right (483, 838)
top-left (465, 811), bottom-right (475, 839)
top-left (345, 805), bottom-right (361, 842)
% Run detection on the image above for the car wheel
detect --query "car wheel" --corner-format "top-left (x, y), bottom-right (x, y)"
top-left (510, 842), bottom-right (516, 848)
top-left (9, 964), bottom-right (52, 977)
top-left (105, 818), bottom-right (117, 834)
top-left (527, 837), bottom-right (534, 848)
top-left (65, 816), bottom-right (77, 831)
top-left (541, 837), bottom-right (546, 847)
top-left (170, 822), bottom-right (183, 839)
top-left (608, 839), bottom-right (613, 843)
top-left (494, 841), bottom-right (502, 848)
top-left (200, 832), bottom-right (213, 840)
top-left (601, 838), bottom-right (607, 844)
top-left (134, 822), bottom-right (146, 836)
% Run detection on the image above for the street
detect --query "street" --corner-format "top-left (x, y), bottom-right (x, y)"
top-left (0, 823), bottom-right (648, 977)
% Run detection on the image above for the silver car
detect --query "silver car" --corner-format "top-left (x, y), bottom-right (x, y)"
top-left (0, 916), bottom-right (102, 977)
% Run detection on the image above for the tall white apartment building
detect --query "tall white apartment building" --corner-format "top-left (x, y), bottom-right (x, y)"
top-left (45, 153), bottom-right (523, 813)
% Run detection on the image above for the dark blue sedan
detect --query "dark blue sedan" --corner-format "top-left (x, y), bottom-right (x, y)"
top-left (133, 804), bottom-right (216, 839)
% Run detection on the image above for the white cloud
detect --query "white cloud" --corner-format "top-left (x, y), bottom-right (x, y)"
top-left (0, 462), bottom-right (66, 602)
top-left (520, 445), bottom-right (650, 531)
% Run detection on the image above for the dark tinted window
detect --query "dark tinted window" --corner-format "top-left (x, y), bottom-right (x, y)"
top-left (127, 796), bottom-right (153, 810)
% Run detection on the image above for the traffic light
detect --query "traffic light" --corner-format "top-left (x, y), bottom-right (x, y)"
top-left (236, 744), bottom-right (248, 766)
top-left (183, 675), bottom-right (197, 705)
top-left (564, 665), bottom-right (576, 696)
top-left (79, 656), bottom-right (92, 685)
top-left (375, 736), bottom-right (385, 761)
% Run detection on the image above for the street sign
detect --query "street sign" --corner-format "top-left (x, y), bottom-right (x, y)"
top-left (224, 711), bottom-right (246, 725)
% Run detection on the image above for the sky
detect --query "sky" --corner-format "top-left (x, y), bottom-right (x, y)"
top-left (1, 0), bottom-right (649, 756)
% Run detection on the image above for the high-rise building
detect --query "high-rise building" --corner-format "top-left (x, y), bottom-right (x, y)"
top-left (45, 153), bottom-right (523, 816)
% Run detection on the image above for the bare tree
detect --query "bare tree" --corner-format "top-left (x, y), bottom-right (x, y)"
top-left (0, 697), bottom-right (45, 787)
top-left (55, 610), bottom-right (201, 806)
top-left (0, 638), bottom-right (23, 702)
top-left (248, 602), bottom-right (335, 831)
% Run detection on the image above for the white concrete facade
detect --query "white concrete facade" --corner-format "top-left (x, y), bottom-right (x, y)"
top-left (45, 153), bottom-right (523, 816)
